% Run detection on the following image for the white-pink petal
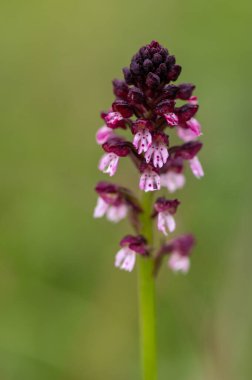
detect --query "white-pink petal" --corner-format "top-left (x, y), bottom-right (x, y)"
top-left (93, 197), bottom-right (109, 218)
top-left (160, 172), bottom-right (186, 193)
top-left (96, 125), bottom-right (114, 145)
top-left (106, 204), bottom-right (128, 223)
top-left (99, 153), bottom-right (119, 176)
top-left (139, 170), bottom-right (161, 192)
top-left (177, 119), bottom-right (202, 142)
top-left (168, 252), bottom-right (190, 273)
top-left (189, 156), bottom-right (204, 178)
top-left (145, 142), bottom-right (169, 168)
top-left (115, 247), bottom-right (136, 272)
top-left (133, 129), bottom-right (152, 154)
top-left (157, 212), bottom-right (176, 236)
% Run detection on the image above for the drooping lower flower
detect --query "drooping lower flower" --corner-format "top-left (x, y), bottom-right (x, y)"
top-left (115, 235), bottom-right (148, 272)
top-left (159, 234), bottom-right (195, 273)
top-left (94, 181), bottom-right (142, 223)
top-left (153, 197), bottom-right (180, 236)
top-left (94, 196), bottom-right (128, 222)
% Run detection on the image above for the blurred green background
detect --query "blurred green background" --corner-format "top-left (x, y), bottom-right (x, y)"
top-left (0, 0), bottom-right (252, 379)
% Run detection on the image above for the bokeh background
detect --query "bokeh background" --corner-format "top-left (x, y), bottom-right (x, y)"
top-left (1, 0), bottom-right (252, 379)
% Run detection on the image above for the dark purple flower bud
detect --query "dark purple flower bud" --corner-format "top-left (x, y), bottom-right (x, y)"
top-left (166, 55), bottom-right (176, 67)
top-left (123, 67), bottom-right (134, 85)
top-left (130, 61), bottom-right (141, 75)
top-left (128, 87), bottom-right (145, 106)
top-left (120, 235), bottom-right (148, 255)
top-left (146, 72), bottom-right (160, 89)
top-left (143, 59), bottom-right (154, 72)
top-left (112, 99), bottom-right (133, 118)
top-left (177, 83), bottom-right (195, 100)
top-left (154, 197), bottom-right (180, 215)
top-left (168, 65), bottom-right (182, 81)
top-left (176, 104), bottom-right (199, 122)
top-left (131, 119), bottom-right (154, 134)
top-left (161, 84), bottom-right (179, 99)
top-left (102, 137), bottom-right (130, 157)
top-left (153, 53), bottom-right (163, 65)
top-left (112, 79), bottom-right (129, 100)
top-left (170, 141), bottom-right (203, 160)
top-left (154, 99), bottom-right (175, 115)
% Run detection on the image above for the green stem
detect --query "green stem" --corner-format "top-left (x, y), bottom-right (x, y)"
top-left (138, 192), bottom-right (157, 380)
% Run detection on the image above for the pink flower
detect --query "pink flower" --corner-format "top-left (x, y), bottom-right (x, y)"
top-left (145, 141), bottom-right (169, 168)
top-left (96, 125), bottom-right (115, 145)
top-left (99, 153), bottom-right (119, 176)
top-left (177, 118), bottom-right (202, 142)
top-left (189, 156), bottom-right (204, 178)
top-left (164, 112), bottom-right (178, 126)
top-left (168, 252), bottom-right (190, 273)
top-left (104, 111), bottom-right (124, 129)
top-left (139, 168), bottom-right (161, 192)
top-left (133, 128), bottom-right (152, 154)
top-left (94, 197), bottom-right (128, 222)
top-left (115, 247), bottom-right (136, 272)
top-left (160, 234), bottom-right (195, 274)
top-left (115, 235), bottom-right (148, 272)
top-left (160, 172), bottom-right (185, 193)
top-left (154, 198), bottom-right (180, 236)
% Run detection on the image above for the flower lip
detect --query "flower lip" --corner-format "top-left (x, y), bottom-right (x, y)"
top-left (154, 197), bottom-right (180, 215)
top-left (120, 234), bottom-right (148, 255)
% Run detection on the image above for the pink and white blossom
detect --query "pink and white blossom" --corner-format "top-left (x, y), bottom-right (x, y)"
top-left (104, 111), bottom-right (124, 128)
top-left (157, 212), bottom-right (176, 236)
top-left (94, 197), bottom-right (128, 222)
top-left (177, 118), bottom-right (202, 142)
top-left (133, 129), bottom-right (152, 154)
top-left (96, 125), bottom-right (115, 145)
top-left (139, 169), bottom-right (161, 192)
top-left (115, 247), bottom-right (136, 272)
top-left (168, 252), bottom-right (190, 273)
top-left (145, 141), bottom-right (169, 168)
top-left (189, 156), bottom-right (204, 178)
top-left (160, 172), bottom-right (185, 193)
top-left (99, 153), bottom-right (119, 176)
